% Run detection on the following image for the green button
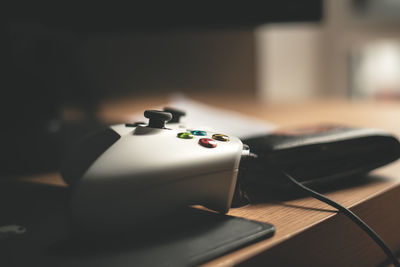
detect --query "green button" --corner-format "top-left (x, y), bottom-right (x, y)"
top-left (177, 132), bottom-right (194, 139)
top-left (212, 134), bottom-right (230, 142)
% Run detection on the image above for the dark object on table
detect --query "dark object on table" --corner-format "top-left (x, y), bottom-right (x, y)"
top-left (0, 180), bottom-right (274, 267)
top-left (241, 125), bottom-right (400, 188)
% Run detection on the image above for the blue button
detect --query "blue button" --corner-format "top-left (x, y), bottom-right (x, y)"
top-left (191, 130), bottom-right (207, 136)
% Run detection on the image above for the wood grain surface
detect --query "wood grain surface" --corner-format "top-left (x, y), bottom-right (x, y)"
top-left (17, 94), bottom-right (400, 266)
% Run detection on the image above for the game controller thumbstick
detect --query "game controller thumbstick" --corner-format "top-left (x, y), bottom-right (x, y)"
top-left (163, 107), bottom-right (186, 123)
top-left (144, 110), bottom-right (172, 129)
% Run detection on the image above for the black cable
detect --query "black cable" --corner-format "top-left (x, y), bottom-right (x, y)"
top-left (281, 171), bottom-right (399, 267)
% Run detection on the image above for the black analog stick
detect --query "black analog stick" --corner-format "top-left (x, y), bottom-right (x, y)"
top-left (144, 110), bottom-right (173, 129)
top-left (163, 107), bottom-right (186, 123)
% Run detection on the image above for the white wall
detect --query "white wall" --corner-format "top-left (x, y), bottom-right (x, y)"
top-left (255, 24), bottom-right (323, 103)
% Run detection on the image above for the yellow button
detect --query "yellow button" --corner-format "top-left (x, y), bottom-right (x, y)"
top-left (212, 134), bottom-right (230, 142)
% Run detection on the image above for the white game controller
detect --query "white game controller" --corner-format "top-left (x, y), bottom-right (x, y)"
top-left (61, 108), bottom-right (249, 232)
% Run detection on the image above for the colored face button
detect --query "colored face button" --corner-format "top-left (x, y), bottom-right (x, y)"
top-left (177, 132), bottom-right (194, 139)
top-left (191, 130), bottom-right (207, 136)
top-left (199, 138), bottom-right (217, 148)
top-left (212, 134), bottom-right (230, 142)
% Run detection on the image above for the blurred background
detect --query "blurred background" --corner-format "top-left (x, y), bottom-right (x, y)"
top-left (257, 0), bottom-right (400, 102)
top-left (3, 0), bottom-right (400, 175)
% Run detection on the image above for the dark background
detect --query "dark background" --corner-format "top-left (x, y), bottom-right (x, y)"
top-left (2, 1), bottom-right (323, 175)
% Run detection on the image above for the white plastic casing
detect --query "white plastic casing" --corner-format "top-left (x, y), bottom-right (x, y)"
top-left (69, 124), bottom-right (244, 231)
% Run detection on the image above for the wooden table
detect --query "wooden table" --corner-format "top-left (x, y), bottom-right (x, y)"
top-left (19, 94), bottom-right (400, 266)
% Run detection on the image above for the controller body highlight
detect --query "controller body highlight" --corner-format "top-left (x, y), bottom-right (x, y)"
top-left (61, 109), bottom-right (247, 232)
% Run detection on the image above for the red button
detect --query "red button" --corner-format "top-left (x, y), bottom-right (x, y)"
top-left (199, 138), bottom-right (217, 148)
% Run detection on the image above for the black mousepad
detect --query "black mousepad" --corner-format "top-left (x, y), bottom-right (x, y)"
top-left (0, 180), bottom-right (274, 267)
